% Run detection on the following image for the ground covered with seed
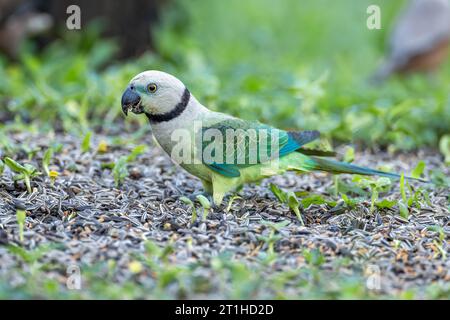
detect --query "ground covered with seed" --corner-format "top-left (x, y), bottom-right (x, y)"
top-left (0, 130), bottom-right (449, 299)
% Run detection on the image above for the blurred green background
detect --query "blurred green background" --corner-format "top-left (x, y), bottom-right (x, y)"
top-left (0, 0), bottom-right (449, 151)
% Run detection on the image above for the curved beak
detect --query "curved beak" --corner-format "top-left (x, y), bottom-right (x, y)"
top-left (121, 87), bottom-right (141, 116)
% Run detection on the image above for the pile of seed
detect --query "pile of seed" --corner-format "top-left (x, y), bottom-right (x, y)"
top-left (0, 130), bottom-right (449, 298)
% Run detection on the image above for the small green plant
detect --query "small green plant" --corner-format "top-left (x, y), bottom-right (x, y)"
top-left (398, 172), bottom-right (429, 219)
top-left (22, 145), bottom-right (40, 161)
top-left (375, 198), bottom-right (397, 209)
top-left (427, 225), bottom-right (447, 260)
top-left (400, 173), bottom-right (407, 203)
top-left (81, 131), bottom-right (92, 153)
top-left (0, 159), bottom-right (4, 175)
top-left (42, 148), bottom-right (53, 177)
top-left (411, 161), bottom-right (426, 180)
top-left (16, 209), bottom-right (26, 243)
top-left (439, 135), bottom-right (450, 165)
top-left (4, 157), bottom-right (41, 193)
top-left (51, 142), bottom-right (64, 153)
top-left (180, 196), bottom-right (197, 223)
top-left (139, 241), bottom-right (186, 291)
top-left (354, 176), bottom-right (392, 214)
top-left (287, 191), bottom-right (304, 225)
top-left (398, 201), bottom-right (409, 219)
top-left (427, 225), bottom-right (445, 243)
top-left (303, 248), bottom-right (325, 267)
top-left (429, 169), bottom-right (450, 187)
top-left (343, 147), bottom-right (355, 163)
top-left (125, 145), bottom-right (146, 162)
top-left (334, 146), bottom-right (355, 196)
top-left (196, 194), bottom-right (211, 220)
top-left (269, 183), bottom-right (304, 224)
top-left (339, 193), bottom-right (361, 210)
top-left (270, 183), bottom-right (287, 202)
top-left (112, 145), bottom-right (146, 186)
top-left (113, 157), bottom-right (128, 187)
top-left (225, 194), bottom-right (242, 212)
top-left (258, 220), bottom-right (289, 259)
top-left (295, 191), bottom-right (337, 208)
top-left (7, 243), bottom-right (55, 264)
top-left (397, 166), bottom-right (431, 219)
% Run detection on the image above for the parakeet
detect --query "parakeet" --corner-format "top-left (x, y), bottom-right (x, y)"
top-left (374, 0), bottom-right (450, 81)
top-left (121, 71), bottom-right (421, 205)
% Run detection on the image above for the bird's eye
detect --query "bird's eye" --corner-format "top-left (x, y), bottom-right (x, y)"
top-left (147, 83), bottom-right (157, 93)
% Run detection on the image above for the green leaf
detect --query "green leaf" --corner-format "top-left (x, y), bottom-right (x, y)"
top-left (111, 146), bottom-right (147, 187)
top-left (274, 220), bottom-right (290, 229)
top-left (353, 175), bottom-right (371, 189)
top-left (370, 188), bottom-right (378, 213)
top-left (427, 225), bottom-right (445, 242)
top-left (303, 248), bottom-right (325, 267)
top-left (269, 183), bottom-right (287, 203)
top-left (226, 194), bottom-right (242, 212)
top-left (375, 198), bottom-right (397, 209)
top-left (429, 169), bottom-right (450, 187)
top-left (375, 177), bottom-right (392, 191)
top-left (24, 175), bottom-right (32, 194)
top-left (287, 191), bottom-right (304, 225)
top-left (180, 197), bottom-right (197, 224)
top-left (16, 209), bottom-right (26, 243)
top-left (341, 193), bottom-right (361, 208)
top-left (333, 179), bottom-right (368, 196)
top-left (261, 219), bottom-right (290, 231)
top-left (13, 173), bottom-right (25, 181)
top-left (51, 143), bottom-right (63, 153)
top-left (81, 131), bottom-right (92, 153)
top-left (411, 161), bottom-right (425, 179)
top-left (196, 194), bottom-right (211, 210)
top-left (5, 158), bottom-right (37, 193)
top-left (301, 194), bottom-right (327, 208)
top-left (4, 157), bottom-right (26, 173)
top-left (333, 176), bottom-right (339, 197)
top-left (439, 135), bottom-right (450, 165)
top-left (398, 201), bottom-right (409, 219)
top-left (7, 243), bottom-right (53, 263)
top-left (0, 159), bottom-right (4, 175)
top-left (180, 196), bottom-right (197, 224)
top-left (101, 162), bottom-right (115, 169)
top-left (343, 146), bottom-right (354, 163)
top-left (113, 156), bottom-right (128, 187)
top-left (179, 196), bottom-right (193, 206)
top-left (400, 173), bottom-right (407, 204)
top-left (126, 145), bottom-right (146, 162)
top-left (42, 148), bottom-right (53, 176)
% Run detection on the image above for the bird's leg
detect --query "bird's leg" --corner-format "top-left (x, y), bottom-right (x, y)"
top-left (200, 179), bottom-right (213, 195)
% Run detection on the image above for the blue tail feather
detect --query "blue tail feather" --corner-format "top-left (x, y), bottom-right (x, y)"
top-left (307, 157), bottom-right (427, 182)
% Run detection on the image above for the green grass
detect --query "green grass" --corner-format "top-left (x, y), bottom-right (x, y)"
top-left (0, 0), bottom-right (449, 151)
top-left (1, 240), bottom-right (448, 299)
top-left (155, 0), bottom-right (450, 150)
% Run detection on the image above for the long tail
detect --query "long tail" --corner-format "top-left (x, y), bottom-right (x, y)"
top-left (307, 156), bottom-right (427, 182)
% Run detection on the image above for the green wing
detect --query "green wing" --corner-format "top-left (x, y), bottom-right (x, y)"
top-left (198, 118), bottom-right (320, 177)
